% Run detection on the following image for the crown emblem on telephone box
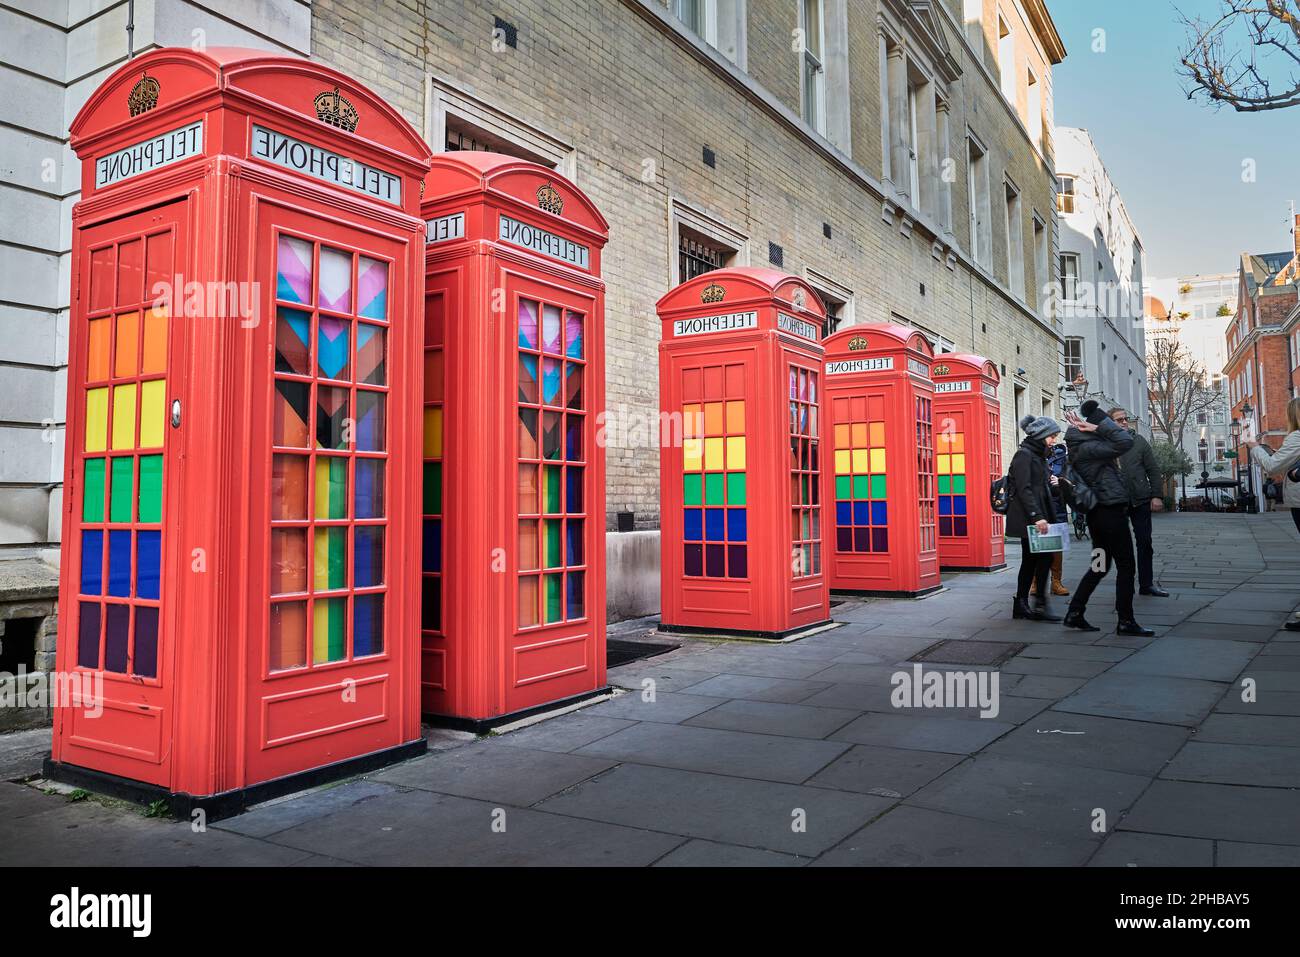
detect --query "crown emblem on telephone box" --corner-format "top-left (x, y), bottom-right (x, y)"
top-left (701, 282), bottom-right (725, 304)
top-left (847, 335), bottom-right (869, 351)
top-left (537, 182), bottom-right (564, 215)
top-left (792, 288), bottom-right (806, 309)
top-left (933, 364), bottom-right (951, 375)
top-left (128, 73), bottom-right (160, 116)
top-left (314, 88), bottom-right (358, 132)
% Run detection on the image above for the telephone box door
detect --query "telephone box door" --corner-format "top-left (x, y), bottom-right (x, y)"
top-left (246, 206), bottom-right (413, 783)
top-left (59, 202), bottom-right (190, 786)
top-left (507, 271), bottom-right (604, 715)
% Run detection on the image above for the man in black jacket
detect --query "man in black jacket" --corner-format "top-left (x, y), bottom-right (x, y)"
top-left (1062, 400), bottom-right (1155, 636)
top-left (1109, 408), bottom-right (1169, 597)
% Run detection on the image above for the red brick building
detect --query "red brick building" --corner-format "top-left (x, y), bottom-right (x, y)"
top-left (1224, 214), bottom-right (1300, 501)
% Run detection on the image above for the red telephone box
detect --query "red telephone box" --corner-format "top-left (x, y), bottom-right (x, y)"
top-left (930, 354), bottom-right (1006, 571)
top-left (419, 153), bottom-right (609, 728)
top-left (822, 325), bottom-right (941, 597)
top-left (657, 268), bottom-right (830, 639)
top-left (50, 48), bottom-right (432, 815)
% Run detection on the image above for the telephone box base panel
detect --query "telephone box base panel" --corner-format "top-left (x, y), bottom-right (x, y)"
top-left (42, 738), bottom-right (427, 824)
top-left (422, 687), bottom-right (612, 734)
top-left (832, 585), bottom-right (945, 600)
top-left (938, 563), bottom-right (1008, 573)
top-left (657, 619), bottom-right (835, 642)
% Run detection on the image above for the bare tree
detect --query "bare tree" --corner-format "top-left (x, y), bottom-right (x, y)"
top-left (1179, 0), bottom-right (1300, 112)
top-left (1146, 326), bottom-right (1224, 448)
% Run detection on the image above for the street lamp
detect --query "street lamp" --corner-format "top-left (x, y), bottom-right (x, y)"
top-left (1240, 401), bottom-right (1257, 513)
top-left (1197, 434), bottom-right (1208, 510)
top-left (1230, 417), bottom-right (1243, 512)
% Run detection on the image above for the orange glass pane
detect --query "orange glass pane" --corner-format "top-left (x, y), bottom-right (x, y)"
top-left (114, 312), bottom-right (139, 377)
top-left (725, 401), bottom-right (745, 433)
top-left (87, 319), bottom-right (110, 381)
top-left (704, 402), bottom-right (724, 435)
top-left (851, 423), bottom-right (868, 448)
top-left (141, 308), bottom-right (167, 374)
top-left (869, 422), bottom-right (885, 447)
top-left (518, 576), bottom-right (539, 628)
top-left (269, 601), bottom-right (307, 671)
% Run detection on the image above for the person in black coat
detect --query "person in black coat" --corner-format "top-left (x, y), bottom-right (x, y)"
top-left (1063, 400), bottom-right (1154, 636)
top-left (1006, 414), bottom-right (1068, 621)
top-left (1029, 441), bottom-right (1073, 599)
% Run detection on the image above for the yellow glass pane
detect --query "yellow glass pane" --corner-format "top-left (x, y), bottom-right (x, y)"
top-left (725, 400), bottom-right (745, 433)
top-left (703, 437), bottom-right (724, 471)
top-left (114, 312), bottom-right (139, 378)
top-left (726, 436), bottom-right (746, 471)
top-left (423, 407), bottom-right (443, 457)
top-left (111, 383), bottom-right (137, 450)
top-left (704, 402), bottom-right (724, 435)
top-left (951, 434), bottom-right (965, 454)
top-left (851, 449), bottom-right (868, 473)
top-left (834, 424), bottom-right (851, 448)
top-left (835, 449), bottom-right (851, 475)
top-left (682, 404), bottom-right (702, 439)
top-left (139, 379), bottom-right (165, 448)
top-left (869, 422), bottom-right (885, 447)
top-left (870, 448), bottom-right (887, 472)
top-left (142, 308), bottom-right (168, 374)
top-left (952, 453), bottom-right (966, 474)
top-left (682, 438), bottom-right (703, 472)
top-left (851, 423), bottom-right (868, 448)
top-left (937, 454), bottom-right (951, 475)
top-left (85, 387), bottom-right (108, 453)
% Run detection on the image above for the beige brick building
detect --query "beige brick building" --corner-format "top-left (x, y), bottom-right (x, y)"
top-left (2, 0), bottom-right (1066, 619)
top-left (311, 0), bottom-right (1067, 530)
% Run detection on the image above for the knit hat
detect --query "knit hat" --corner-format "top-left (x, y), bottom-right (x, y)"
top-left (1019, 413), bottom-right (1061, 441)
top-left (1078, 399), bottom-right (1107, 425)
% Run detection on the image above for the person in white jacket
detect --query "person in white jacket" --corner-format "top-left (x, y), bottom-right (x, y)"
top-left (1244, 396), bottom-right (1300, 631)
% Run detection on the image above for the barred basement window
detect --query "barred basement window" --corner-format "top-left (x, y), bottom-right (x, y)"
top-left (679, 232), bottom-right (727, 283)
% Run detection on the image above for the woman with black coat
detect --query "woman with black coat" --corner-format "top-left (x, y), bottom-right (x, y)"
top-left (1006, 414), bottom-right (1067, 621)
top-left (1063, 400), bottom-right (1154, 636)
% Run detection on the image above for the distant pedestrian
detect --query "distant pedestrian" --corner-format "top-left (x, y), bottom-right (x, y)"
top-left (1030, 441), bottom-right (1072, 599)
top-left (1006, 414), bottom-right (1069, 622)
top-left (1244, 397), bottom-right (1300, 632)
top-left (1109, 408), bottom-right (1169, 596)
top-left (1062, 400), bottom-right (1154, 636)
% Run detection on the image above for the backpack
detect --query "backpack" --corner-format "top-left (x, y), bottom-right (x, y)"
top-left (989, 475), bottom-right (1010, 515)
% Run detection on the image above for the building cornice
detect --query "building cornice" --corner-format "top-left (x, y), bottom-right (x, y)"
top-left (1023, 0), bottom-right (1068, 64)
top-left (622, 0), bottom-right (1061, 342)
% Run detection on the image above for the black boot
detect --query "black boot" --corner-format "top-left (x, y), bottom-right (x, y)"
top-left (1012, 597), bottom-right (1038, 620)
top-left (1117, 620), bottom-right (1155, 637)
top-left (1063, 608), bottom-right (1099, 631)
top-left (1033, 600), bottom-right (1063, 623)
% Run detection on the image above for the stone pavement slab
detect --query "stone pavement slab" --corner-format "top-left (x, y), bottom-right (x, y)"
top-left (1195, 713), bottom-right (1300, 746)
top-left (905, 755), bottom-right (1149, 836)
top-left (584, 689), bottom-right (726, 724)
top-left (982, 713), bottom-right (1189, 775)
top-left (673, 672), bottom-right (832, 703)
top-left (805, 744), bottom-right (964, 798)
top-left (494, 714), bottom-right (635, 753)
top-left (371, 742), bottom-right (616, 805)
top-left (1159, 741), bottom-right (1300, 788)
top-left (828, 713), bottom-right (1015, 754)
top-left (1216, 842), bottom-right (1300, 866)
top-left (652, 839), bottom-right (807, 867)
top-left (213, 780), bottom-right (401, 839)
top-left (812, 805), bottom-right (1097, 866)
top-left (1087, 832), bottom-right (1214, 867)
top-left (1108, 637), bottom-right (1259, 682)
top-left (1054, 673), bottom-right (1227, 726)
top-left (1119, 780), bottom-right (1300, 845)
top-left (535, 763), bottom-right (892, 855)
top-left (681, 698), bottom-right (859, 739)
top-left (574, 721), bottom-right (849, 783)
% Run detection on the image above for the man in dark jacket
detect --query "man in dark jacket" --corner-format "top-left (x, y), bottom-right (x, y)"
top-left (1110, 408), bottom-right (1169, 596)
top-left (1062, 400), bottom-right (1154, 636)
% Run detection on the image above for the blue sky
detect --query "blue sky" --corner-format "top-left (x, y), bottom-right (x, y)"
top-left (1046, 0), bottom-right (1298, 281)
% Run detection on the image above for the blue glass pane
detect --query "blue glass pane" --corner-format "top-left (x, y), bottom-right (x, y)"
top-left (727, 508), bottom-right (747, 542)
top-left (852, 501), bottom-right (869, 526)
top-left (835, 501), bottom-right (851, 526)
top-left (954, 495), bottom-right (967, 516)
top-left (871, 501), bottom-right (888, 526)
top-left (422, 519), bottom-right (441, 573)
top-left (705, 508), bottom-right (725, 542)
top-left (683, 508), bottom-right (702, 541)
top-left (938, 496), bottom-right (952, 516)
top-left (80, 530), bottom-right (103, 595)
top-left (137, 530), bottom-right (161, 600)
top-left (355, 526), bottom-right (383, 588)
top-left (108, 530), bottom-right (131, 597)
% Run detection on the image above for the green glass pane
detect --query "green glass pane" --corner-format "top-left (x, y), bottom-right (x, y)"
top-left (938, 475), bottom-right (951, 495)
top-left (728, 472), bottom-right (747, 505)
top-left (138, 454), bottom-right (163, 523)
top-left (110, 457), bottom-right (134, 523)
top-left (314, 596), bottom-right (346, 663)
top-left (545, 466), bottom-right (561, 513)
top-left (423, 462), bottom-right (442, 514)
top-left (83, 459), bottom-right (105, 523)
top-left (835, 475), bottom-right (850, 500)
top-left (871, 475), bottom-right (887, 499)
top-left (545, 519), bottom-right (562, 568)
top-left (954, 475), bottom-right (967, 494)
top-left (545, 574), bottom-right (563, 623)
top-left (683, 473), bottom-right (702, 506)
top-left (704, 473), bottom-right (725, 505)
top-left (853, 475), bottom-right (870, 499)
top-left (316, 527), bottom-right (346, 590)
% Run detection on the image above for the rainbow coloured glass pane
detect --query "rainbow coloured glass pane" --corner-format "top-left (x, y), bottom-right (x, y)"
top-left (682, 399), bottom-right (747, 578)
top-left (833, 420), bottom-right (889, 553)
top-left (936, 431), bottom-right (968, 538)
